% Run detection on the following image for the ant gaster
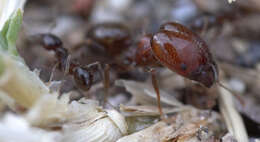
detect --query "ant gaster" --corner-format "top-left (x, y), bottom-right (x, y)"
top-left (86, 22), bottom-right (132, 56)
top-left (151, 22), bottom-right (218, 88)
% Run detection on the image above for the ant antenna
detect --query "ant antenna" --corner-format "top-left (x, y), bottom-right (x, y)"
top-left (210, 63), bottom-right (245, 106)
top-left (216, 81), bottom-right (245, 106)
top-left (200, 17), bottom-right (209, 37)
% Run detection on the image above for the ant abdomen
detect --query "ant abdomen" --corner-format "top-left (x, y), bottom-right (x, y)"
top-left (73, 67), bottom-right (93, 91)
top-left (151, 22), bottom-right (218, 88)
top-left (86, 22), bottom-right (132, 56)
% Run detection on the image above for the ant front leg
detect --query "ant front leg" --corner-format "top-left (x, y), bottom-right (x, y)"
top-left (148, 68), bottom-right (165, 120)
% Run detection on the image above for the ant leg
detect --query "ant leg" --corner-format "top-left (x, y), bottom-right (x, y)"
top-left (200, 17), bottom-right (209, 37)
top-left (58, 55), bottom-right (71, 98)
top-left (86, 61), bottom-right (104, 84)
top-left (48, 62), bottom-right (59, 85)
top-left (88, 62), bottom-right (116, 108)
top-left (103, 64), bottom-right (110, 106)
top-left (86, 62), bottom-right (109, 105)
top-left (86, 61), bottom-right (102, 70)
top-left (64, 55), bottom-right (72, 75)
top-left (85, 62), bottom-right (116, 109)
top-left (150, 69), bottom-right (165, 119)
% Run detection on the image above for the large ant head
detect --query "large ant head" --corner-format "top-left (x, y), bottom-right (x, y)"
top-left (189, 62), bottom-right (218, 88)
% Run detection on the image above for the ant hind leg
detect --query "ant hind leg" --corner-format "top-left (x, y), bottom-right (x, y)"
top-left (103, 64), bottom-right (110, 107)
top-left (86, 62), bottom-right (112, 108)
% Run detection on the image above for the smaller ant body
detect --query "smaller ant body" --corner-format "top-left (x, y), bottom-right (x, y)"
top-left (35, 21), bottom-right (241, 119)
top-left (38, 34), bottom-right (104, 92)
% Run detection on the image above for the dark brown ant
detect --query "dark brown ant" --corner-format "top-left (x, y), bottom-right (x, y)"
top-left (37, 33), bottom-right (105, 92)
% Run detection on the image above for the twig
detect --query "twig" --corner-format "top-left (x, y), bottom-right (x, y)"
top-left (218, 85), bottom-right (248, 142)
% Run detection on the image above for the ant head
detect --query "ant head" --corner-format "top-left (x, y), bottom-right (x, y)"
top-left (189, 62), bottom-right (218, 88)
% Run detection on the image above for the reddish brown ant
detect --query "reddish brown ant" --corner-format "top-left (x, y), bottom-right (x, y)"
top-left (130, 22), bottom-right (219, 117)
top-left (130, 22), bottom-right (243, 118)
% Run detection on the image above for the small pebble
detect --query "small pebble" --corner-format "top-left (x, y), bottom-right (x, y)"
top-left (229, 78), bottom-right (246, 93)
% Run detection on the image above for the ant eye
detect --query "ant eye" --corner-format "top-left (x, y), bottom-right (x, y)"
top-left (180, 63), bottom-right (187, 71)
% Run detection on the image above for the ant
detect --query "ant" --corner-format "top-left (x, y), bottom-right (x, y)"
top-left (130, 22), bottom-right (243, 118)
top-left (35, 21), bottom-right (242, 119)
top-left (36, 33), bottom-right (109, 101)
top-left (131, 22), bottom-right (220, 117)
top-left (85, 22), bottom-right (243, 118)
